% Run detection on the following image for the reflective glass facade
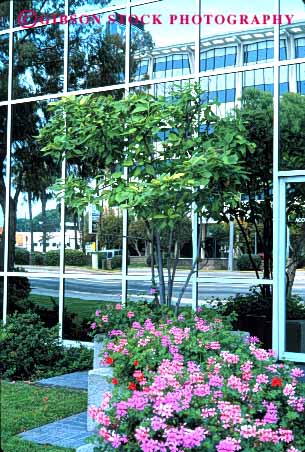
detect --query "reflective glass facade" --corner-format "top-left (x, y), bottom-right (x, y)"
top-left (0, 0), bottom-right (305, 361)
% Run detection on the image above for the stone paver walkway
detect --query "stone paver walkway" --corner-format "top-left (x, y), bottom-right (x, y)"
top-left (19, 372), bottom-right (89, 449)
top-left (19, 412), bottom-right (92, 449)
top-left (37, 371), bottom-right (88, 390)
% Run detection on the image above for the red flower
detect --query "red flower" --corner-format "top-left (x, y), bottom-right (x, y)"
top-left (133, 360), bottom-right (139, 367)
top-left (112, 378), bottom-right (119, 385)
top-left (271, 377), bottom-right (283, 387)
top-left (128, 382), bottom-right (137, 391)
top-left (106, 357), bottom-right (114, 365)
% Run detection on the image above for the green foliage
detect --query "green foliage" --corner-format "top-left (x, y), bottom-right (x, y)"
top-left (236, 254), bottom-right (262, 271)
top-left (110, 255), bottom-right (122, 269)
top-left (30, 251), bottom-right (45, 265)
top-left (0, 312), bottom-right (92, 380)
top-left (98, 214), bottom-right (123, 249)
top-left (7, 276), bottom-right (31, 307)
top-left (45, 249), bottom-right (87, 266)
top-left (221, 290), bottom-right (305, 322)
top-left (45, 250), bottom-right (60, 266)
top-left (39, 82), bottom-right (253, 307)
top-left (15, 247), bottom-right (30, 265)
top-left (16, 208), bottom-right (61, 233)
top-left (65, 249), bottom-right (87, 266)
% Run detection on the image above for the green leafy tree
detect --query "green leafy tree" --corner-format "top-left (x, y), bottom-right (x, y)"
top-left (39, 83), bottom-right (252, 311)
top-left (98, 213), bottom-right (123, 250)
top-left (224, 89), bottom-right (305, 297)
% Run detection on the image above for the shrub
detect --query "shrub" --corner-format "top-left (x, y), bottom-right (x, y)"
top-left (14, 248), bottom-right (30, 265)
top-left (237, 253), bottom-right (262, 271)
top-left (0, 312), bottom-right (92, 380)
top-left (45, 250), bottom-right (60, 266)
top-left (30, 251), bottom-right (45, 265)
top-left (222, 290), bottom-right (305, 322)
top-left (111, 255), bottom-right (122, 269)
top-left (7, 276), bottom-right (31, 308)
top-left (65, 249), bottom-right (87, 266)
top-left (45, 249), bottom-right (86, 266)
top-left (109, 255), bottom-right (130, 269)
top-left (89, 310), bottom-right (305, 451)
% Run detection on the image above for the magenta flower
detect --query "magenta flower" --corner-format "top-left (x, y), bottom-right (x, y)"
top-left (90, 322), bottom-right (97, 330)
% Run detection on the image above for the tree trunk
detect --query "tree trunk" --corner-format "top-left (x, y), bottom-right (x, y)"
top-left (155, 231), bottom-right (166, 305)
top-left (8, 198), bottom-right (17, 270)
top-left (73, 212), bottom-right (78, 249)
top-left (0, 191), bottom-right (5, 271)
top-left (28, 191), bottom-right (34, 253)
top-left (175, 219), bottom-right (203, 315)
top-left (286, 256), bottom-right (298, 299)
top-left (134, 240), bottom-right (142, 256)
top-left (41, 190), bottom-right (47, 253)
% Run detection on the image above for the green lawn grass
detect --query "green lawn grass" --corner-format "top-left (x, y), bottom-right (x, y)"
top-left (29, 294), bottom-right (104, 321)
top-left (1, 381), bottom-right (88, 452)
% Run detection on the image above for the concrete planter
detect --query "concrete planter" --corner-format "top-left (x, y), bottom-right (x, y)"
top-left (87, 367), bottom-right (113, 432)
top-left (230, 330), bottom-right (250, 343)
top-left (93, 334), bottom-right (106, 369)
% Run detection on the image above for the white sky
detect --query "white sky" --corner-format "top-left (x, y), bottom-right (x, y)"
top-left (132, 0), bottom-right (305, 46)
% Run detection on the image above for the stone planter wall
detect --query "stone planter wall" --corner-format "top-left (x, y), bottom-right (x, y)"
top-left (93, 334), bottom-right (105, 369)
top-left (87, 367), bottom-right (113, 432)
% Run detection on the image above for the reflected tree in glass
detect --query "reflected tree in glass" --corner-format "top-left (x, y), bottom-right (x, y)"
top-left (13, 25), bottom-right (64, 99)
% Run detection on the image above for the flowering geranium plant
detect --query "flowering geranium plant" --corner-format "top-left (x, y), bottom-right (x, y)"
top-left (88, 301), bottom-right (173, 337)
top-left (90, 313), bottom-right (305, 452)
top-left (89, 309), bottom-right (305, 451)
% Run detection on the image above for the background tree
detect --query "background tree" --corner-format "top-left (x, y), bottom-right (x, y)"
top-left (98, 213), bottom-right (123, 250)
top-left (223, 89), bottom-right (305, 297)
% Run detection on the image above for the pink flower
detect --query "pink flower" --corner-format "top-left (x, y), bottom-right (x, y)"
top-left (90, 322), bottom-right (97, 330)
top-left (290, 368), bottom-right (304, 379)
top-left (256, 374), bottom-right (269, 384)
top-left (115, 304), bottom-right (122, 310)
top-left (135, 427), bottom-right (149, 442)
top-left (95, 309), bottom-right (101, 317)
top-left (216, 437), bottom-right (241, 451)
top-left (283, 384), bottom-right (295, 397)
top-left (240, 425), bottom-right (257, 438)
top-left (149, 288), bottom-right (157, 295)
top-left (278, 428), bottom-right (294, 443)
top-left (205, 341), bottom-right (221, 350)
top-left (127, 311), bottom-right (135, 318)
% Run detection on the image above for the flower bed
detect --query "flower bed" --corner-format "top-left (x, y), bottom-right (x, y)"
top-left (88, 306), bottom-right (305, 451)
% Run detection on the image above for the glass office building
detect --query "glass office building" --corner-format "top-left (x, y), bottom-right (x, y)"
top-left (0, 0), bottom-right (305, 362)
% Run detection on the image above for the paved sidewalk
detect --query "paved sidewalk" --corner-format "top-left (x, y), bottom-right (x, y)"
top-left (37, 371), bottom-right (88, 390)
top-left (19, 412), bottom-right (91, 449)
top-left (19, 372), bottom-right (89, 449)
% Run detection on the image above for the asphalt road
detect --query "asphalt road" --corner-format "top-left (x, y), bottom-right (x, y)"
top-left (28, 276), bottom-right (305, 303)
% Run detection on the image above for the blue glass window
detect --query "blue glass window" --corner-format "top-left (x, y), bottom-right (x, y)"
top-left (243, 68), bottom-right (274, 94)
top-left (244, 40), bottom-right (286, 65)
top-left (152, 54), bottom-right (191, 78)
top-left (297, 63), bottom-right (305, 94)
top-left (201, 73), bottom-right (236, 106)
top-left (200, 46), bottom-right (237, 72)
top-left (296, 39), bottom-right (305, 58)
